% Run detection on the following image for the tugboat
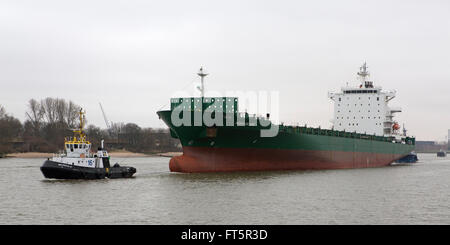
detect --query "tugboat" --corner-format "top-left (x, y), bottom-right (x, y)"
top-left (437, 149), bottom-right (447, 157)
top-left (40, 109), bottom-right (136, 179)
top-left (395, 126), bottom-right (418, 163)
top-left (395, 151), bottom-right (418, 163)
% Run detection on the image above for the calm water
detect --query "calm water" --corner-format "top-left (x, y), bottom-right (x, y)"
top-left (1, 154), bottom-right (449, 224)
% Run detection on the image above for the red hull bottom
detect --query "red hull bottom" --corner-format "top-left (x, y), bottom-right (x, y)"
top-left (169, 146), bottom-right (404, 173)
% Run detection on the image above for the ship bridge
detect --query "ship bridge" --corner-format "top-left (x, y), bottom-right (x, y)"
top-left (328, 63), bottom-right (402, 137)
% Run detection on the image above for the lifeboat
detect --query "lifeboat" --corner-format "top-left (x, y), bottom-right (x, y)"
top-left (392, 123), bottom-right (400, 131)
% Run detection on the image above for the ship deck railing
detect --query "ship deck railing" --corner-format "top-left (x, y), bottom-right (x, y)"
top-left (278, 124), bottom-right (415, 145)
top-left (52, 152), bottom-right (95, 158)
top-left (233, 112), bottom-right (414, 145)
top-left (166, 108), bottom-right (415, 145)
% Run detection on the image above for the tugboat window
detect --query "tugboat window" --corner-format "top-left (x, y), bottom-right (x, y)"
top-left (74, 144), bottom-right (78, 149)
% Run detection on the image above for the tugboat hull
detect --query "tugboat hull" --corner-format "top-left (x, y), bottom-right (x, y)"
top-left (40, 160), bottom-right (136, 180)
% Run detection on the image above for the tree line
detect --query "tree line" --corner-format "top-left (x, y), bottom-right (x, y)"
top-left (0, 98), bottom-right (180, 156)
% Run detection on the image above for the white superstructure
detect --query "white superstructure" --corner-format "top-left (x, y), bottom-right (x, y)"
top-left (328, 63), bottom-right (401, 136)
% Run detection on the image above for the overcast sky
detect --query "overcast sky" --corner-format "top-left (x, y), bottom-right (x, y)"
top-left (1, 0), bottom-right (449, 141)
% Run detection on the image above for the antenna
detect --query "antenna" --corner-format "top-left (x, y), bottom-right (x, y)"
top-left (197, 67), bottom-right (208, 97)
top-left (72, 108), bottom-right (87, 141)
top-left (357, 62), bottom-right (370, 83)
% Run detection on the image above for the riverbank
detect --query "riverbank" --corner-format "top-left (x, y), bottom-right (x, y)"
top-left (153, 152), bottom-right (183, 158)
top-left (6, 152), bottom-right (53, 158)
top-left (4, 151), bottom-right (182, 158)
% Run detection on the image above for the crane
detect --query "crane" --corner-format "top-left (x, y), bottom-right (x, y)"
top-left (99, 102), bottom-right (112, 130)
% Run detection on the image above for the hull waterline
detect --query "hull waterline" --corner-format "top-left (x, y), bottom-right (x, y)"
top-left (170, 146), bottom-right (406, 173)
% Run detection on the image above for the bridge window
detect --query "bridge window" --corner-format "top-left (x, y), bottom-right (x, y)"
top-left (74, 144), bottom-right (78, 149)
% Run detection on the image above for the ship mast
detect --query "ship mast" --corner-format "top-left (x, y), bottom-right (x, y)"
top-left (197, 67), bottom-right (208, 97)
top-left (357, 62), bottom-right (370, 83)
top-left (72, 109), bottom-right (87, 142)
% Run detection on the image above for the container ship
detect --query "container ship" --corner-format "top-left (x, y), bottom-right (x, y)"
top-left (157, 64), bottom-right (415, 173)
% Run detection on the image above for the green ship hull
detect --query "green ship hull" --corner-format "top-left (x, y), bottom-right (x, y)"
top-left (157, 97), bottom-right (415, 172)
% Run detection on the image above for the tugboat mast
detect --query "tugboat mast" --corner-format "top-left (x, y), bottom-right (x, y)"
top-left (197, 67), bottom-right (208, 97)
top-left (71, 109), bottom-right (88, 143)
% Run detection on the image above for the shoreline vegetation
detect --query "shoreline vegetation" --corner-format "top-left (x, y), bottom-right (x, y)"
top-left (0, 98), bottom-right (181, 157)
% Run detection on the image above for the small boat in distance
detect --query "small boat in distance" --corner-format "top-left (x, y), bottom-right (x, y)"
top-left (395, 151), bottom-right (418, 163)
top-left (437, 149), bottom-right (447, 157)
top-left (40, 109), bottom-right (136, 179)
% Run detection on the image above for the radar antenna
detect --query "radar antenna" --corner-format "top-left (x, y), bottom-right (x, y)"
top-left (357, 62), bottom-right (370, 83)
